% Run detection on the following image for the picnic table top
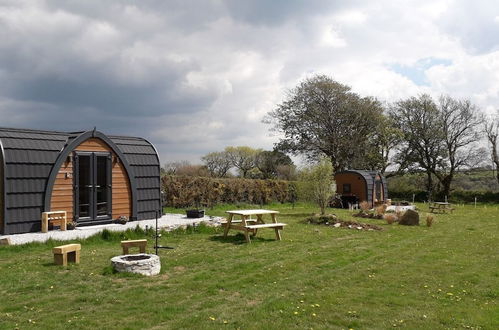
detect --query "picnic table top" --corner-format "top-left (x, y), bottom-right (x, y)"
top-left (226, 209), bottom-right (279, 216)
top-left (431, 202), bottom-right (451, 205)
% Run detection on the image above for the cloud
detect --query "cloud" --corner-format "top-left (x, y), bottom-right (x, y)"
top-left (0, 0), bottom-right (497, 164)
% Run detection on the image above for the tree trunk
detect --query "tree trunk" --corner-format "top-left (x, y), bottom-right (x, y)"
top-left (426, 171), bottom-right (434, 202)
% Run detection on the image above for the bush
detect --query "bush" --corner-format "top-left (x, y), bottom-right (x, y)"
top-left (161, 175), bottom-right (297, 208)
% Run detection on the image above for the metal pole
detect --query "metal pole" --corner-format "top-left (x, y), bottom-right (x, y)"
top-left (155, 210), bottom-right (159, 255)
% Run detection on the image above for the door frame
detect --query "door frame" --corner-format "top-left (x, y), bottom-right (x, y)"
top-left (73, 151), bottom-right (113, 224)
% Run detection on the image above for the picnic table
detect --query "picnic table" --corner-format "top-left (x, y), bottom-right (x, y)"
top-left (429, 202), bottom-right (454, 214)
top-left (222, 209), bottom-right (287, 243)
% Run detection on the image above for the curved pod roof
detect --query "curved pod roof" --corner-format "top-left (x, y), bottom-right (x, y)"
top-left (0, 127), bottom-right (161, 234)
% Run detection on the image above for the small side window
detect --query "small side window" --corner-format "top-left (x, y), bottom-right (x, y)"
top-left (343, 183), bottom-right (351, 193)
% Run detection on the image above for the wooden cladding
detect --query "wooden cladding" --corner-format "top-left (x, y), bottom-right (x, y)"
top-left (335, 173), bottom-right (367, 202)
top-left (49, 138), bottom-right (132, 221)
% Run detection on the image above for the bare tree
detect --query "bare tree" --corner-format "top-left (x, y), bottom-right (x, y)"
top-left (484, 110), bottom-right (499, 183)
top-left (391, 94), bottom-right (483, 199)
top-left (390, 94), bottom-right (445, 200)
top-left (434, 96), bottom-right (483, 197)
top-left (201, 151), bottom-right (232, 177)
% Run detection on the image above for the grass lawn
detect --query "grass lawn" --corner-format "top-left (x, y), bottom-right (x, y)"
top-left (0, 203), bottom-right (498, 329)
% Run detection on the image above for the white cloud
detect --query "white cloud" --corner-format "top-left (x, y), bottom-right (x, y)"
top-left (0, 0), bottom-right (498, 163)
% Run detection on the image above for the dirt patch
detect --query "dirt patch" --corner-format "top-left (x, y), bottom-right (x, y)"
top-left (173, 266), bottom-right (186, 272)
top-left (246, 299), bottom-right (261, 306)
top-left (352, 212), bottom-right (383, 219)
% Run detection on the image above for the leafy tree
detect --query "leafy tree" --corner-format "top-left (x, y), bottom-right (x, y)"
top-left (201, 151), bottom-right (232, 177)
top-left (225, 146), bottom-right (261, 178)
top-left (298, 158), bottom-right (335, 215)
top-left (265, 74), bottom-right (384, 174)
top-left (255, 150), bottom-right (294, 179)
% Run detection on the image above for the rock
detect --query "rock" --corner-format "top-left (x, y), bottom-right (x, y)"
top-left (333, 223), bottom-right (341, 228)
top-left (356, 227), bottom-right (362, 230)
top-left (398, 209), bottom-right (420, 226)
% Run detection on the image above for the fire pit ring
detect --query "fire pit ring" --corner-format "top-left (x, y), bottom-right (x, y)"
top-left (111, 253), bottom-right (160, 276)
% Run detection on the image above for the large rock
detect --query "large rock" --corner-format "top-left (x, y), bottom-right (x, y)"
top-left (399, 209), bottom-right (420, 226)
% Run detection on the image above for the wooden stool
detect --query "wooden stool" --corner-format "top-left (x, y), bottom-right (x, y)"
top-left (53, 244), bottom-right (81, 266)
top-left (42, 211), bottom-right (67, 233)
top-left (121, 239), bottom-right (147, 254)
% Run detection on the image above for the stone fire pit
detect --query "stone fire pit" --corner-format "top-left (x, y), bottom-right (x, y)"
top-left (111, 253), bottom-right (160, 276)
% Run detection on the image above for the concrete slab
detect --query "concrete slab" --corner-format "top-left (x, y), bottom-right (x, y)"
top-left (0, 213), bottom-right (224, 245)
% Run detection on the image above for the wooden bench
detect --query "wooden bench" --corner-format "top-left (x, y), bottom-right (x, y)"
top-left (42, 211), bottom-right (67, 233)
top-left (220, 219), bottom-right (257, 227)
top-left (121, 239), bottom-right (147, 254)
top-left (245, 223), bottom-right (287, 241)
top-left (53, 243), bottom-right (81, 266)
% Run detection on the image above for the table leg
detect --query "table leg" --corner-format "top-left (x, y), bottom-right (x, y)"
top-left (242, 215), bottom-right (251, 243)
top-left (271, 213), bottom-right (282, 240)
top-left (274, 228), bottom-right (282, 241)
top-left (223, 214), bottom-right (233, 237)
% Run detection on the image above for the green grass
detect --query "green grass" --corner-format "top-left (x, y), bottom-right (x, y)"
top-left (1, 203), bottom-right (498, 329)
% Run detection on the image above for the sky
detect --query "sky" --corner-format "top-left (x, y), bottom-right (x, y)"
top-left (0, 0), bottom-right (498, 165)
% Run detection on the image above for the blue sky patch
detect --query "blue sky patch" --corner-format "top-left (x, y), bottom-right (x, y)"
top-left (389, 58), bottom-right (453, 86)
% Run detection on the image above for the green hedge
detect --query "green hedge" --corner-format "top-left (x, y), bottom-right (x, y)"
top-left (161, 175), bottom-right (298, 208)
top-left (389, 190), bottom-right (499, 203)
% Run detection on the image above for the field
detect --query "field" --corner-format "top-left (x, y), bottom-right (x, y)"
top-left (0, 203), bottom-right (498, 329)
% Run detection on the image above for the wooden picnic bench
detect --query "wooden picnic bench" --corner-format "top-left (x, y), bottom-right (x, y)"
top-left (223, 210), bottom-right (287, 243)
top-left (429, 202), bottom-right (455, 214)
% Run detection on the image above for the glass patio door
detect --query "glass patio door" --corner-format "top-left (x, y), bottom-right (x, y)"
top-left (74, 152), bottom-right (112, 223)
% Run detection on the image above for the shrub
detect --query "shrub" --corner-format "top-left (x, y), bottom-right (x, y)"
top-left (384, 213), bottom-right (397, 225)
top-left (161, 175), bottom-right (297, 208)
top-left (426, 214), bottom-right (434, 227)
top-left (359, 201), bottom-right (370, 213)
top-left (375, 204), bottom-right (388, 216)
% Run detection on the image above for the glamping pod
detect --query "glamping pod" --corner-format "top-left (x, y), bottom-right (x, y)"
top-left (334, 170), bottom-right (388, 208)
top-left (0, 128), bottom-right (161, 234)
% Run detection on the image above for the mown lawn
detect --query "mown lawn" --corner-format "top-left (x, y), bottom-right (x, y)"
top-left (0, 203), bottom-right (498, 329)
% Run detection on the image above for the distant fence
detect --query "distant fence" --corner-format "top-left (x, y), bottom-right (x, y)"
top-left (389, 190), bottom-right (499, 203)
top-left (161, 175), bottom-right (298, 208)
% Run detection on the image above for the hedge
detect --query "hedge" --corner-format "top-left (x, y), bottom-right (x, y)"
top-left (161, 175), bottom-right (298, 208)
top-left (389, 190), bottom-right (499, 203)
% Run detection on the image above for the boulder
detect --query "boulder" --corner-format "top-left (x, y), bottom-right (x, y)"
top-left (399, 209), bottom-right (420, 226)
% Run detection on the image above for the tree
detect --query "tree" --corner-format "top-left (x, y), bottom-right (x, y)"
top-left (484, 110), bottom-right (499, 184)
top-left (298, 158), bottom-right (335, 215)
top-left (434, 96), bottom-right (483, 196)
top-left (390, 94), bottom-right (445, 200)
top-left (163, 161), bottom-right (209, 177)
top-left (354, 114), bottom-right (403, 174)
top-left (225, 146), bottom-right (260, 178)
top-left (201, 151), bottom-right (232, 177)
top-left (265, 74), bottom-right (384, 174)
top-left (255, 150), bottom-right (294, 179)
top-left (391, 94), bottom-right (483, 199)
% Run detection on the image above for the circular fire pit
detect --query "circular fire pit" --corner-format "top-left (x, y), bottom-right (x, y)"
top-left (111, 253), bottom-right (160, 276)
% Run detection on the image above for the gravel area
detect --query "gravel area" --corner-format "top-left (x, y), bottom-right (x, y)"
top-left (0, 213), bottom-right (225, 245)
